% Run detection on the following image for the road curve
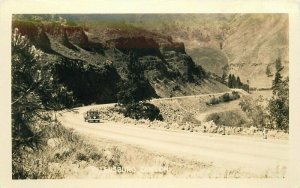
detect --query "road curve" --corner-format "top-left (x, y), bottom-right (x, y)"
top-left (59, 107), bottom-right (288, 171)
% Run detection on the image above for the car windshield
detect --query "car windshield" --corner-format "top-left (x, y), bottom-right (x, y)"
top-left (88, 111), bottom-right (99, 115)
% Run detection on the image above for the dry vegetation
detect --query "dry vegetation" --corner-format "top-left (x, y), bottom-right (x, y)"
top-left (15, 114), bottom-right (285, 179)
top-left (12, 119), bottom-right (123, 179)
top-left (97, 91), bottom-right (288, 140)
top-left (60, 132), bottom-right (286, 178)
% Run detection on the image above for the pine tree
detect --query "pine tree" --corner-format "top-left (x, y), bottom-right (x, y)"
top-left (221, 71), bottom-right (227, 84)
top-left (246, 80), bottom-right (250, 93)
top-left (275, 57), bottom-right (283, 72)
top-left (237, 76), bottom-right (241, 88)
top-left (228, 74), bottom-right (232, 88)
top-left (268, 64), bottom-right (288, 130)
top-left (232, 74), bottom-right (237, 88)
top-left (12, 28), bottom-right (75, 150)
top-left (272, 71), bottom-right (282, 95)
top-left (266, 65), bottom-right (271, 76)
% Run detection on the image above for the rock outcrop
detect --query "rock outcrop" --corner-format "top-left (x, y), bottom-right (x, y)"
top-left (12, 18), bottom-right (228, 104)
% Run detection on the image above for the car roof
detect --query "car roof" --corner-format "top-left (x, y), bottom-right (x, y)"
top-left (87, 110), bottom-right (99, 113)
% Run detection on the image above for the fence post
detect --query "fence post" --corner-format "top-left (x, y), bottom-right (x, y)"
top-left (263, 128), bottom-right (268, 139)
top-left (222, 126), bottom-right (225, 135)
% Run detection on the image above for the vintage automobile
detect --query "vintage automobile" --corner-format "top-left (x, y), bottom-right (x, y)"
top-left (84, 110), bottom-right (100, 123)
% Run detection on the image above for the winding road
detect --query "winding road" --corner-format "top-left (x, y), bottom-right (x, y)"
top-left (58, 101), bottom-right (288, 173)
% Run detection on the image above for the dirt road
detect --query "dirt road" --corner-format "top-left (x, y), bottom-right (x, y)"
top-left (59, 106), bottom-right (288, 173)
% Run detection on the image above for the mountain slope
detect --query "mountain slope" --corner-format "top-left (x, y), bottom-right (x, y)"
top-left (223, 14), bottom-right (288, 88)
top-left (143, 14), bottom-right (289, 88)
top-left (76, 13), bottom-right (287, 88)
top-left (12, 17), bottom-right (229, 104)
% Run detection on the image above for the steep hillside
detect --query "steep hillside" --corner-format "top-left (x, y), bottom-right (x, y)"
top-left (223, 14), bottom-right (288, 88)
top-left (143, 14), bottom-right (289, 88)
top-left (64, 13), bottom-right (288, 88)
top-left (12, 17), bottom-right (229, 104)
top-left (144, 14), bottom-right (289, 88)
top-left (186, 47), bottom-right (228, 76)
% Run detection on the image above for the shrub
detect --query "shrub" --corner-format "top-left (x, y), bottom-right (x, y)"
top-left (172, 85), bottom-right (181, 91)
top-left (205, 111), bottom-right (249, 127)
top-left (231, 91), bottom-right (240, 100)
top-left (122, 102), bottom-right (163, 121)
top-left (206, 92), bottom-right (240, 106)
top-left (76, 153), bottom-right (88, 161)
top-left (89, 152), bottom-right (102, 161)
top-left (239, 96), bottom-right (269, 128)
top-left (12, 149), bottom-right (57, 179)
top-left (206, 96), bottom-right (220, 105)
top-left (221, 93), bottom-right (231, 102)
top-left (181, 113), bottom-right (201, 124)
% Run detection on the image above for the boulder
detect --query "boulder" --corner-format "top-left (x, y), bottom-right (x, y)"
top-left (47, 138), bottom-right (61, 148)
top-left (103, 150), bottom-right (113, 160)
top-left (78, 160), bottom-right (88, 168)
top-left (248, 126), bottom-right (258, 134)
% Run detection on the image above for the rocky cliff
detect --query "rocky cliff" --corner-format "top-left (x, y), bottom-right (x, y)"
top-left (12, 17), bottom-right (228, 104)
top-left (130, 14), bottom-right (289, 88)
top-left (72, 14), bottom-right (288, 88)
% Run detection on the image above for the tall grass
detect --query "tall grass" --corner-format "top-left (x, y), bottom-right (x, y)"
top-left (12, 118), bottom-right (122, 179)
